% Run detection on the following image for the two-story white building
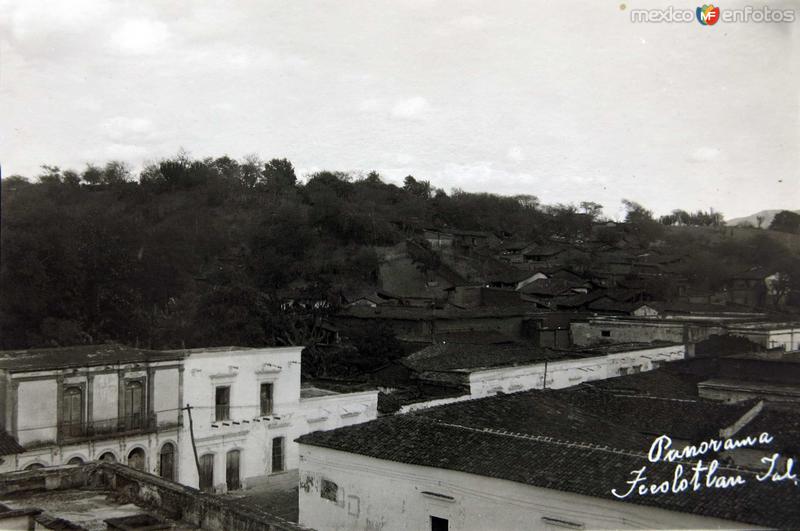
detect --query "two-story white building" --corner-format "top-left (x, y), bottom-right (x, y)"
top-left (0, 344), bottom-right (378, 492)
top-left (0, 344), bottom-right (184, 477)
top-left (177, 346), bottom-right (377, 492)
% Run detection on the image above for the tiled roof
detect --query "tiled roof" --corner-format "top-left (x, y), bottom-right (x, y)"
top-left (0, 344), bottom-right (185, 372)
top-left (401, 343), bottom-right (573, 372)
top-left (0, 432), bottom-right (24, 456)
top-left (297, 403), bottom-right (800, 528)
top-left (417, 392), bottom-right (650, 449)
top-left (587, 299), bottom-right (653, 314)
top-left (433, 331), bottom-right (516, 345)
top-left (548, 388), bottom-right (758, 441)
top-left (338, 304), bottom-right (538, 321)
top-left (580, 368), bottom-right (702, 399)
top-left (518, 278), bottom-right (587, 297)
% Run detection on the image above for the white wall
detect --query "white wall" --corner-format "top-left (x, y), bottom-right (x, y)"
top-left (16, 380), bottom-right (57, 446)
top-left (298, 445), bottom-right (748, 531)
top-left (728, 327), bottom-right (800, 351)
top-left (468, 345), bottom-right (686, 398)
top-left (178, 347), bottom-right (378, 491)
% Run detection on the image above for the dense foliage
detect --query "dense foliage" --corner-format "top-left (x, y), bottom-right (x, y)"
top-left (1, 154), bottom-right (798, 350)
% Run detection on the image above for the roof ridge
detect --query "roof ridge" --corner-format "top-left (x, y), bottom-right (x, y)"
top-left (429, 419), bottom-right (647, 459)
top-left (609, 394), bottom-right (699, 403)
top-left (420, 417), bottom-right (767, 476)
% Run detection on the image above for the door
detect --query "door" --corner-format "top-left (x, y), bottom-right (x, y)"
top-left (124, 381), bottom-right (144, 429)
top-left (271, 437), bottom-right (284, 473)
top-left (159, 443), bottom-right (176, 482)
top-left (226, 450), bottom-right (241, 491)
top-left (63, 387), bottom-right (83, 437)
top-left (199, 454), bottom-right (214, 492)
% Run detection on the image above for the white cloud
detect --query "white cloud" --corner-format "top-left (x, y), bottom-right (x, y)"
top-left (99, 116), bottom-right (157, 144)
top-left (507, 146), bottom-right (525, 161)
top-left (689, 147), bottom-right (721, 163)
top-left (110, 18), bottom-right (170, 55)
top-left (434, 15), bottom-right (488, 36)
top-left (358, 98), bottom-right (381, 113)
top-left (427, 162), bottom-right (540, 193)
top-left (391, 97), bottom-right (429, 119)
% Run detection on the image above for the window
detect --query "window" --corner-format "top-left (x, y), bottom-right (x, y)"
top-left (67, 456), bottom-right (84, 465)
top-left (601, 330), bottom-right (611, 337)
top-left (631, 365), bottom-right (642, 374)
top-left (99, 452), bottom-right (117, 463)
top-left (199, 454), bottom-right (214, 492)
top-left (321, 479), bottom-right (338, 502)
top-left (62, 386), bottom-right (84, 437)
top-left (619, 367), bottom-right (629, 376)
top-left (271, 437), bottom-right (284, 473)
top-left (215, 386), bottom-right (230, 421)
top-left (160, 443), bottom-right (176, 482)
top-left (124, 380), bottom-right (144, 429)
top-left (226, 449), bottom-right (241, 491)
top-left (260, 383), bottom-right (274, 416)
top-left (652, 360), bottom-right (665, 369)
top-left (431, 516), bottom-right (449, 531)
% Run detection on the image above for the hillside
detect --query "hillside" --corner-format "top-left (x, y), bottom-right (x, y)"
top-left (726, 209), bottom-right (800, 228)
top-left (1, 154), bottom-right (799, 351)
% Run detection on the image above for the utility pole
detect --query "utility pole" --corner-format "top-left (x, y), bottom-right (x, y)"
top-left (185, 404), bottom-right (201, 481)
top-left (542, 359), bottom-right (548, 390)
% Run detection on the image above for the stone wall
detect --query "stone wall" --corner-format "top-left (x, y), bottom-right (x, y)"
top-left (0, 464), bottom-right (305, 531)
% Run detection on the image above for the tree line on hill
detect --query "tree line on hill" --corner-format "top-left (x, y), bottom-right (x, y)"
top-left (1, 152), bottom-right (798, 352)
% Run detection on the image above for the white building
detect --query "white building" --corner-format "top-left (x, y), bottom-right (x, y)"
top-left (296, 392), bottom-right (796, 530)
top-left (177, 346), bottom-right (377, 492)
top-left (0, 344), bottom-right (378, 492)
top-left (726, 322), bottom-right (800, 351)
top-left (0, 344), bottom-right (183, 475)
top-left (399, 342), bottom-right (685, 412)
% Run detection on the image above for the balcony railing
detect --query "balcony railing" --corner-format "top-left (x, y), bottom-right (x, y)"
top-left (59, 413), bottom-right (180, 442)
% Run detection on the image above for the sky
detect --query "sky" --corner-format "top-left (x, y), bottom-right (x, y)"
top-left (1, 0), bottom-right (798, 219)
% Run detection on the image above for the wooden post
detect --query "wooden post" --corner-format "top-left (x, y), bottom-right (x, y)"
top-left (185, 404), bottom-right (201, 481)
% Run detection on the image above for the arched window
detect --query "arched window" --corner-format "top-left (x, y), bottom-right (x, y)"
top-left (127, 448), bottom-right (146, 471)
top-left (226, 449), bottom-right (241, 491)
top-left (67, 456), bottom-right (84, 465)
top-left (24, 463), bottom-right (45, 471)
top-left (159, 443), bottom-right (176, 482)
top-left (199, 454), bottom-right (214, 492)
top-left (99, 452), bottom-right (117, 463)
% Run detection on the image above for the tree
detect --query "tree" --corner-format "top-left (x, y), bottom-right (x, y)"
top-left (82, 164), bottom-right (104, 185)
top-left (769, 211), bottom-right (800, 234)
top-left (37, 165), bottom-right (62, 185)
top-left (403, 175), bottom-right (432, 199)
top-left (756, 216), bottom-right (765, 229)
top-left (102, 161), bottom-right (132, 185)
top-left (261, 158), bottom-right (297, 190)
top-left (239, 154), bottom-right (262, 188)
top-left (579, 201), bottom-right (603, 221)
top-left (62, 170), bottom-right (81, 186)
top-left (621, 199), bottom-right (653, 224)
top-left (621, 199), bottom-right (663, 242)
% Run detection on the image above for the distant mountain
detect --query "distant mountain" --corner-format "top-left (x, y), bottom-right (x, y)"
top-left (726, 209), bottom-right (800, 228)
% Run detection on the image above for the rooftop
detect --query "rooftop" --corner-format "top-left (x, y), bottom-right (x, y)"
top-left (0, 344), bottom-right (185, 373)
top-left (401, 343), bottom-right (575, 373)
top-left (298, 392), bottom-right (800, 529)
